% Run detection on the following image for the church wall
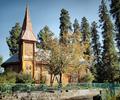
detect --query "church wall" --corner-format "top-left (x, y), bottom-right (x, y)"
top-left (21, 41), bottom-right (35, 78)
top-left (34, 62), bottom-right (69, 85)
top-left (34, 63), bottom-right (50, 85)
top-left (22, 60), bottom-right (33, 76)
top-left (24, 42), bottom-right (34, 57)
top-left (5, 64), bottom-right (20, 73)
top-left (34, 64), bottom-right (41, 83)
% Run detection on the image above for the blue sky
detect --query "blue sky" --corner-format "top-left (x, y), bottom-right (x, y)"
top-left (0, 0), bottom-right (102, 61)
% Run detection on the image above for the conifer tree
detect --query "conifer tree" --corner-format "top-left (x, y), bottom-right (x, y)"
top-left (73, 18), bottom-right (81, 43)
top-left (81, 17), bottom-right (90, 42)
top-left (110, 0), bottom-right (120, 53)
top-left (6, 23), bottom-right (21, 56)
top-left (59, 9), bottom-right (72, 45)
top-left (99, 0), bottom-right (119, 82)
top-left (37, 25), bottom-right (54, 50)
top-left (81, 17), bottom-right (91, 57)
top-left (91, 21), bottom-right (102, 82)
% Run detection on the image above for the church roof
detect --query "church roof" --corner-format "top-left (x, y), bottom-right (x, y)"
top-left (1, 54), bottom-right (19, 67)
top-left (19, 4), bottom-right (37, 42)
top-left (35, 49), bottom-right (50, 62)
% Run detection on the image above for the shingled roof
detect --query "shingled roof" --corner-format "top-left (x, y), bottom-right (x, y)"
top-left (1, 54), bottom-right (19, 67)
top-left (19, 4), bottom-right (37, 41)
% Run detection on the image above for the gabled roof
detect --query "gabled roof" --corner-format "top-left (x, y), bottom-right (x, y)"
top-left (19, 4), bottom-right (37, 42)
top-left (1, 54), bottom-right (19, 67)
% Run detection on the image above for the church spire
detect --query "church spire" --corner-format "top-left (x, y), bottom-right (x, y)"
top-left (20, 3), bottom-right (37, 41)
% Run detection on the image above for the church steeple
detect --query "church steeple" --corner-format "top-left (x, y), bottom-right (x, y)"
top-left (20, 4), bottom-right (37, 41)
top-left (19, 3), bottom-right (36, 78)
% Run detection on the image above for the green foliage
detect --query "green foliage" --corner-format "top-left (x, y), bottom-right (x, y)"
top-left (81, 17), bottom-right (91, 57)
top-left (110, 0), bottom-right (120, 52)
top-left (37, 25), bottom-right (54, 49)
top-left (101, 89), bottom-right (117, 100)
top-left (0, 70), bottom-right (34, 84)
top-left (59, 8), bottom-right (72, 45)
top-left (0, 84), bottom-right (13, 93)
top-left (16, 73), bottom-right (34, 83)
top-left (0, 70), bottom-right (16, 83)
top-left (36, 84), bottom-right (48, 91)
top-left (12, 84), bottom-right (35, 92)
top-left (91, 21), bottom-right (102, 82)
top-left (80, 73), bottom-right (94, 83)
top-left (40, 75), bottom-right (47, 84)
top-left (0, 55), bottom-right (3, 66)
top-left (81, 17), bottom-right (90, 42)
top-left (99, 0), bottom-right (119, 82)
top-left (73, 19), bottom-right (80, 33)
top-left (6, 23), bottom-right (21, 56)
top-left (73, 18), bottom-right (81, 43)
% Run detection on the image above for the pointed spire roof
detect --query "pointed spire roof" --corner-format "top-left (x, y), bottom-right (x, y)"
top-left (20, 4), bottom-right (37, 41)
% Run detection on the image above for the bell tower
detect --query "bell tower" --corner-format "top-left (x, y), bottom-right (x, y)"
top-left (19, 4), bottom-right (37, 78)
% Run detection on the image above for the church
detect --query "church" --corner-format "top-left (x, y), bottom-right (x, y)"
top-left (1, 4), bottom-right (69, 85)
top-left (2, 4), bottom-right (90, 85)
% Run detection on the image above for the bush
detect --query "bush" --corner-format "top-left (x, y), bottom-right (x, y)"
top-left (0, 84), bottom-right (13, 93)
top-left (12, 84), bottom-right (35, 92)
top-left (35, 84), bottom-right (47, 91)
top-left (80, 72), bottom-right (94, 82)
top-left (16, 73), bottom-right (34, 83)
top-left (0, 70), bottom-right (16, 84)
top-left (40, 75), bottom-right (46, 84)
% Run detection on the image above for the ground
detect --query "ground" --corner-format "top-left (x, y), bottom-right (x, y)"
top-left (0, 89), bottom-right (99, 100)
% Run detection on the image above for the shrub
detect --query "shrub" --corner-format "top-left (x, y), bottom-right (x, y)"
top-left (40, 75), bottom-right (46, 84)
top-left (0, 84), bottom-right (15, 93)
top-left (36, 84), bottom-right (47, 91)
top-left (80, 72), bottom-right (94, 83)
top-left (12, 84), bottom-right (35, 92)
top-left (0, 70), bottom-right (16, 84)
top-left (16, 73), bottom-right (34, 83)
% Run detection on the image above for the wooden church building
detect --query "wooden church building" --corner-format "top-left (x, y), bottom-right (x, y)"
top-left (1, 5), bottom-right (69, 85)
top-left (2, 4), bottom-right (90, 85)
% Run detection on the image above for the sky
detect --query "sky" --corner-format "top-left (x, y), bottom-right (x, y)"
top-left (0, 0), bottom-right (102, 62)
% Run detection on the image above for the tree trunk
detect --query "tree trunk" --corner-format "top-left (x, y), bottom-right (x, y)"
top-left (59, 72), bottom-right (62, 87)
top-left (50, 74), bottom-right (55, 87)
top-left (50, 74), bottom-right (53, 87)
top-left (78, 70), bottom-right (80, 83)
top-left (40, 66), bottom-right (42, 83)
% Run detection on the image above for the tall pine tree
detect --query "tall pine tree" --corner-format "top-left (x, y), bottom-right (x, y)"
top-left (73, 18), bottom-right (81, 43)
top-left (91, 21), bottom-right (102, 82)
top-left (81, 17), bottom-right (91, 56)
top-left (59, 9), bottom-right (72, 45)
top-left (37, 25), bottom-right (54, 50)
top-left (6, 23), bottom-right (21, 56)
top-left (81, 17), bottom-right (90, 42)
top-left (110, 0), bottom-right (120, 53)
top-left (99, 0), bottom-right (119, 82)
